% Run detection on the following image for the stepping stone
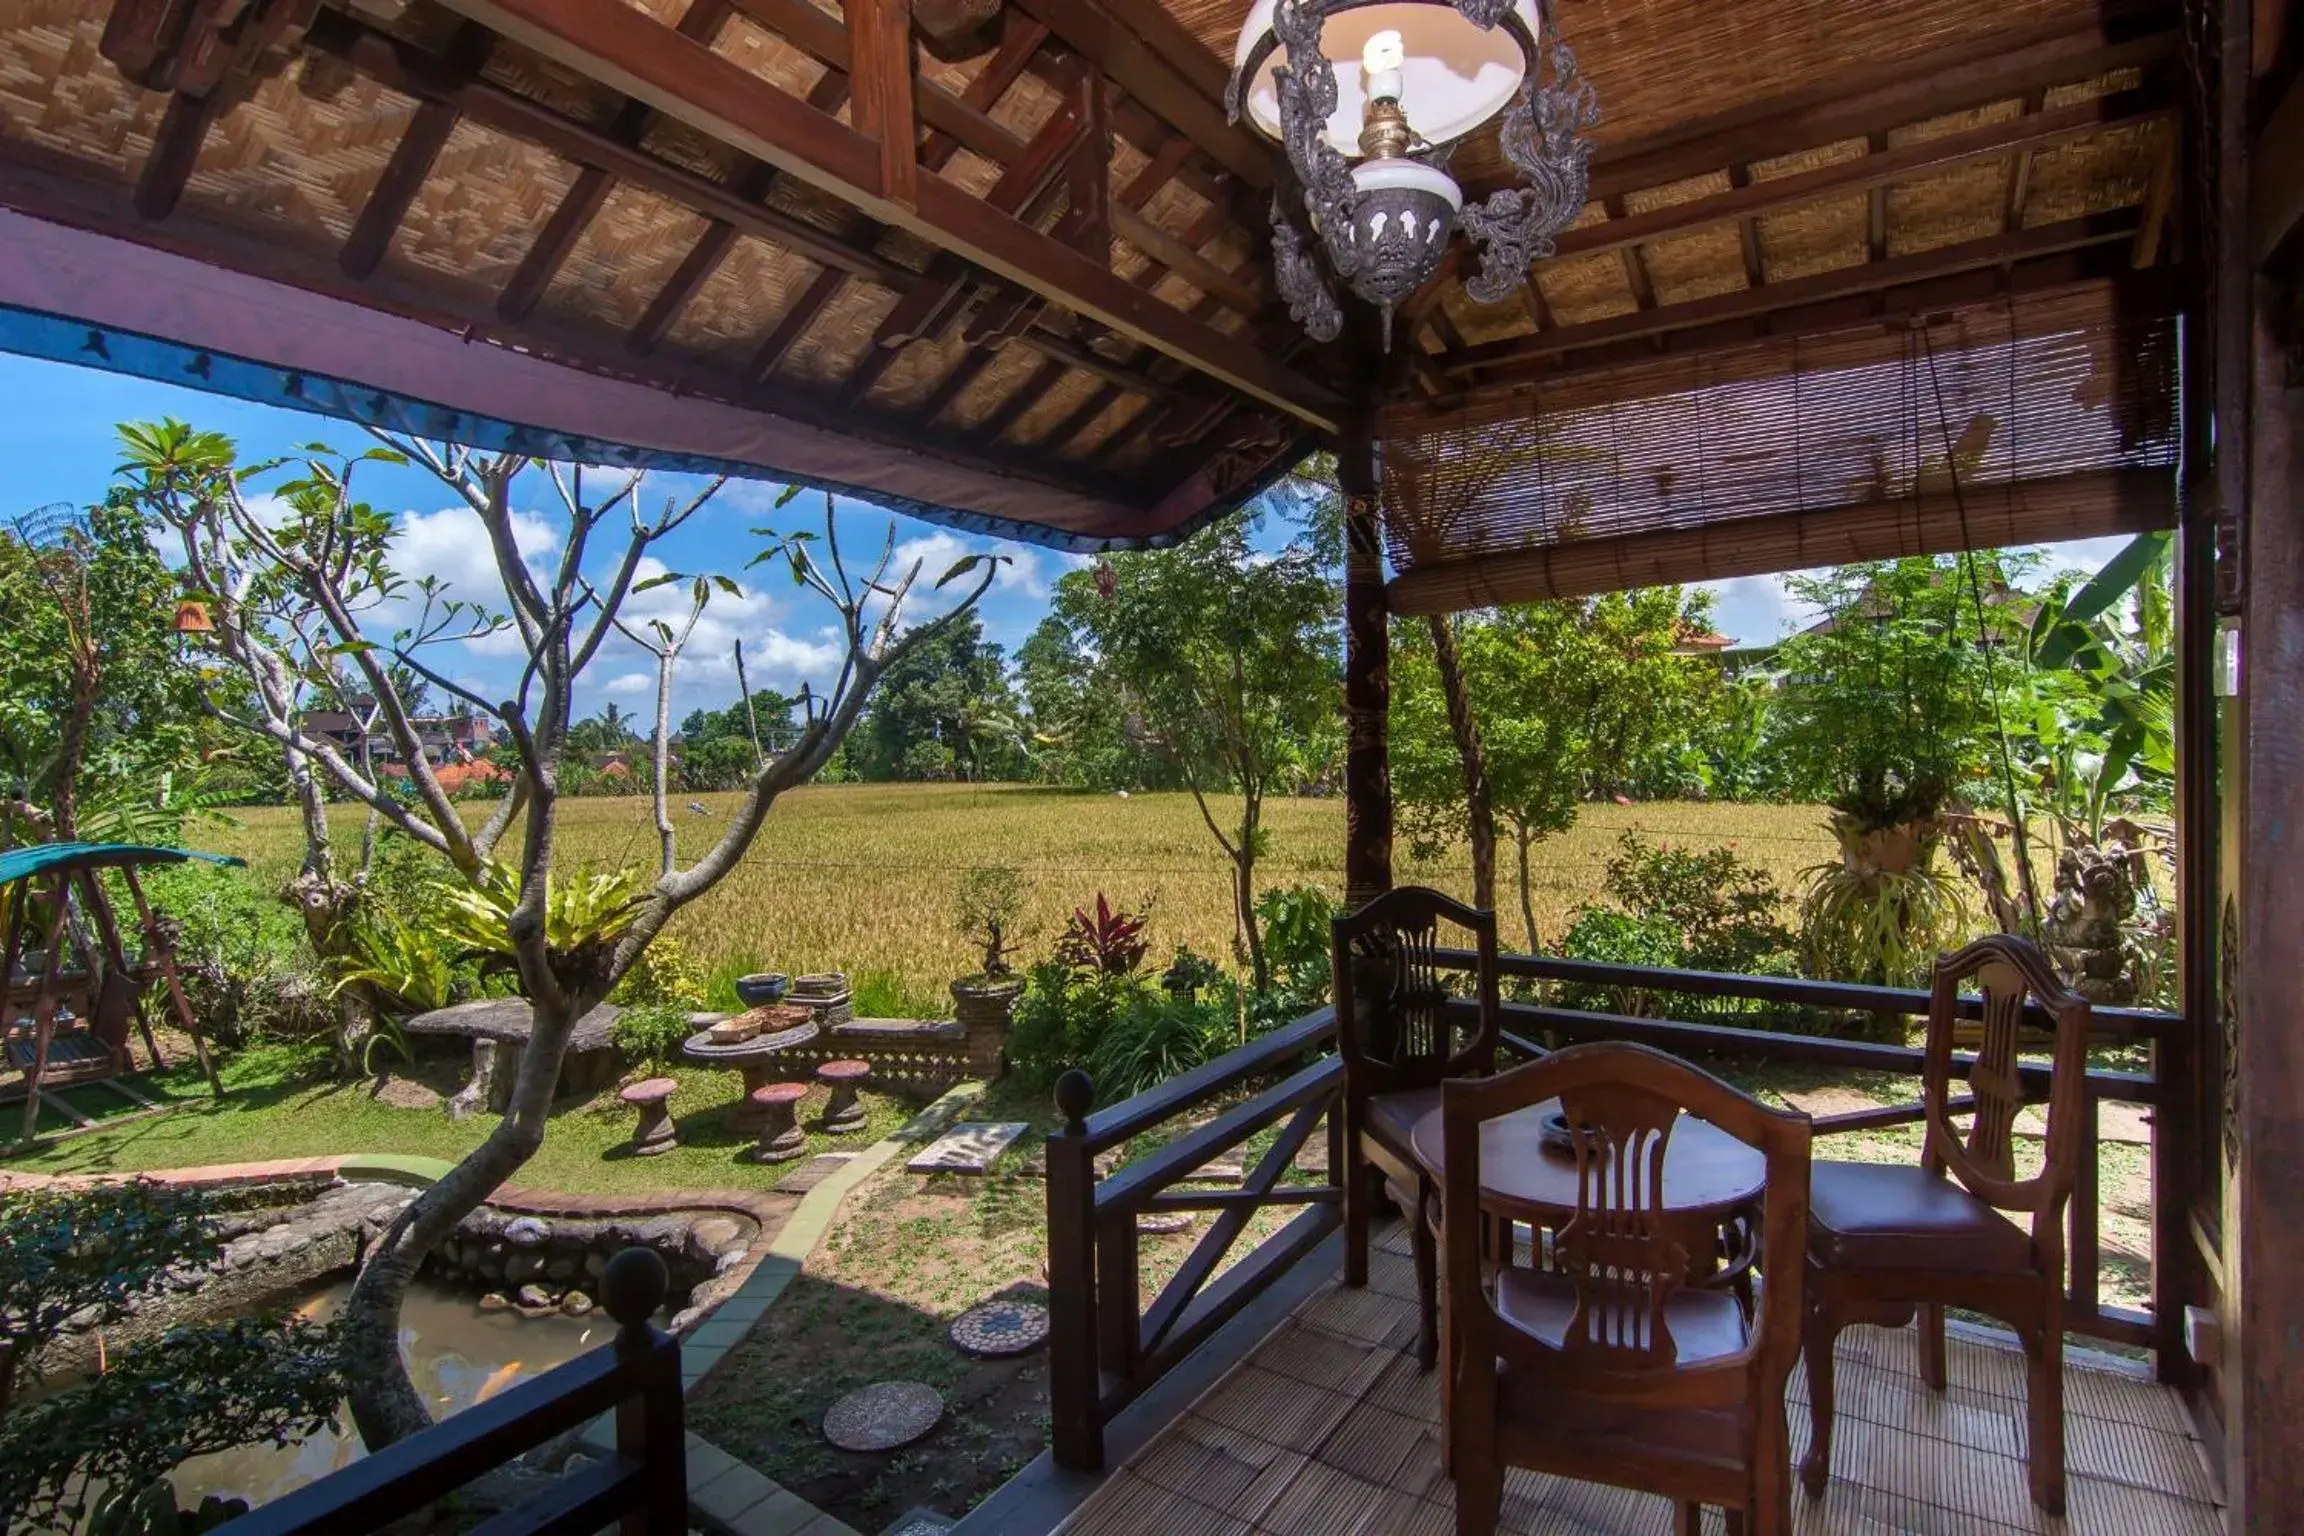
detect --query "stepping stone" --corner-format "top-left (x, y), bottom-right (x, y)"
top-left (823, 1381), bottom-right (943, 1452)
top-left (1780, 1085), bottom-right (1889, 1121)
top-left (907, 1121), bottom-right (1028, 1174)
top-left (1137, 1210), bottom-right (1195, 1235)
top-left (1190, 1147), bottom-right (1247, 1185)
top-left (774, 1152), bottom-right (857, 1194)
top-left (1292, 1139), bottom-right (1331, 1176)
top-left (1015, 1145), bottom-right (1124, 1179)
top-left (881, 1511), bottom-right (956, 1536)
top-left (949, 1298), bottom-right (1050, 1358)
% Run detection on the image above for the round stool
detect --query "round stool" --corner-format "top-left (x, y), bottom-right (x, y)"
top-left (743, 1080), bottom-right (810, 1163)
top-left (618, 1077), bottom-right (679, 1157)
top-left (818, 1059), bottom-right (871, 1134)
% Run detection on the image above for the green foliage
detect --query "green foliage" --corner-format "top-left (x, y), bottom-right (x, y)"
top-left (1252, 883), bottom-right (1337, 1004)
top-left (136, 862), bottom-right (323, 1046)
top-left (1086, 989), bottom-right (1234, 1105)
top-left (1158, 946), bottom-right (1225, 998)
top-left (0, 495), bottom-right (206, 836)
top-left (953, 865), bottom-right (1028, 980)
top-left (436, 858), bottom-right (648, 996)
top-left (1050, 512), bottom-right (1338, 990)
top-left (86, 1479), bottom-right (248, 1536)
top-left (1800, 854), bottom-right (1968, 990)
top-left (0, 1181), bottom-right (346, 1532)
top-left (1006, 961), bottom-right (1147, 1090)
top-left (610, 1001), bottom-right (694, 1071)
top-left (1052, 893), bottom-right (1152, 976)
top-left (848, 613), bottom-right (1027, 782)
top-left (331, 906), bottom-right (455, 1016)
top-left (609, 935), bottom-right (708, 1010)
top-left (1771, 557), bottom-right (2014, 831)
top-left (1392, 592), bottom-right (1715, 948)
top-left (1557, 835), bottom-right (1796, 1018)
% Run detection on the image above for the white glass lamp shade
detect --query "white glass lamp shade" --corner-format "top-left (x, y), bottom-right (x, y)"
top-left (1233, 0), bottom-right (1541, 155)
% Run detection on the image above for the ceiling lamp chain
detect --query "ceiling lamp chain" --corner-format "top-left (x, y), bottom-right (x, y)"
top-left (1228, 0), bottom-right (1598, 347)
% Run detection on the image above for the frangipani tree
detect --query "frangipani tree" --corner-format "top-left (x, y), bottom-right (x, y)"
top-left (120, 423), bottom-right (998, 1446)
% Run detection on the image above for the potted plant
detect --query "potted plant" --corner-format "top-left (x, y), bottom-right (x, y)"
top-left (1773, 558), bottom-right (2001, 989)
top-left (951, 865), bottom-right (1029, 1078)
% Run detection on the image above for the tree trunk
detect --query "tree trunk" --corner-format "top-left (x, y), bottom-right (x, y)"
top-left (1513, 826), bottom-right (1540, 956)
top-left (1235, 847), bottom-right (1269, 994)
top-left (343, 992), bottom-right (581, 1447)
top-left (1426, 614), bottom-right (1495, 912)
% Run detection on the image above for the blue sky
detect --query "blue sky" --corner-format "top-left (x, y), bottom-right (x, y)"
top-left (3, 350), bottom-right (2130, 721)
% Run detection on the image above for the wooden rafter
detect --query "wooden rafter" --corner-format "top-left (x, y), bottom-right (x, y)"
top-left (498, 0), bottom-right (736, 322)
top-left (847, 0), bottom-right (918, 211)
top-left (341, 26), bottom-right (492, 281)
top-left (426, 0), bottom-right (1337, 426)
top-left (133, 92), bottom-right (215, 220)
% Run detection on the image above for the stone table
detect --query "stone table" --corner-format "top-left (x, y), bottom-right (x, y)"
top-left (680, 1009), bottom-right (820, 1133)
top-left (404, 997), bottom-right (624, 1118)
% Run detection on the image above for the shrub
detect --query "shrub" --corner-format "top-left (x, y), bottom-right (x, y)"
top-left (1600, 832), bottom-right (1795, 976)
top-left (610, 936), bottom-right (708, 1010)
top-left (610, 1001), bottom-right (694, 1072)
top-left (135, 862), bottom-right (324, 1045)
top-left (1088, 988), bottom-right (1233, 1104)
top-left (1052, 892), bottom-right (1152, 976)
top-left (1006, 960), bottom-right (1157, 1091)
top-left (1253, 883), bottom-right (1337, 1004)
top-left (331, 907), bottom-right (454, 1016)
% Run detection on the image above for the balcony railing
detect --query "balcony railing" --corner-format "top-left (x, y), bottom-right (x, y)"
top-left (1043, 950), bottom-right (2186, 1472)
top-left (217, 1249), bottom-right (686, 1536)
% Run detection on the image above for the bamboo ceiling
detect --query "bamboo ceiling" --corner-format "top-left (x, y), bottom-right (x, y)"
top-left (0, 0), bottom-right (2184, 552)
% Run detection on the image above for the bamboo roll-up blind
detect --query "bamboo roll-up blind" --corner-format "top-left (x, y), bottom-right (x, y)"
top-left (1376, 282), bottom-right (2179, 592)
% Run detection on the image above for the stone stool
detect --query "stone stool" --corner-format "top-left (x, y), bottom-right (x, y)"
top-left (744, 1080), bottom-right (810, 1163)
top-left (618, 1076), bottom-right (679, 1157)
top-left (818, 1059), bottom-right (871, 1134)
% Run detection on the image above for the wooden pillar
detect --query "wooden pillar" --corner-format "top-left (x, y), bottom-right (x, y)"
top-left (2236, 267), bottom-right (2304, 1534)
top-left (1339, 406), bottom-right (1391, 911)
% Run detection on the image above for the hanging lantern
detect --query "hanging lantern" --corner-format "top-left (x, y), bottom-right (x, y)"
top-left (172, 599), bottom-right (214, 634)
top-left (1227, 0), bottom-right (1597, 347)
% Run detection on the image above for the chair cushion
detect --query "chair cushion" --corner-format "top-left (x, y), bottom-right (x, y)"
top-left (1808, 1160), bottom-right (2033, 1275)
top-left (1496, 1267), bottom-right (1751, 1370)
top-left (1365, 1086), bottom-right (1441, 1163)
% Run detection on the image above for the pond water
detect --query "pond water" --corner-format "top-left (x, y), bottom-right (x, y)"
top-left (168, 1280), bottom-right (597, 1509)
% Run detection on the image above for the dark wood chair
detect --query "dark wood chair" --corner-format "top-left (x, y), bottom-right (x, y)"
top-left (1800, 933), bottom-right (2091, 1515)
top-left (1441, 1041), bottom-right (1812, 1536)
top-left (1333, 885), bottom-right (1501, 1370)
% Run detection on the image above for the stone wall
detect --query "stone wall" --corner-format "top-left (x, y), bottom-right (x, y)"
top-left (422, 1204), bottom-right (757, 1324)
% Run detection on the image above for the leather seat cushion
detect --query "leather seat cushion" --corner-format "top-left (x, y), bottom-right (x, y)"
top-left (1808, 1160), bottom-right (2033, 1274)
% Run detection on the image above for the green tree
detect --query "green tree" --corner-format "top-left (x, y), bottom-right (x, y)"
top-left (849, 612), bottom-right (1025, 781)
top-left (0, 500), bottom-right (202, 842)
top-left (1392, 590), bottom-right (1712, 952)
top-left (1053, 514), bottom-right (1336, 990)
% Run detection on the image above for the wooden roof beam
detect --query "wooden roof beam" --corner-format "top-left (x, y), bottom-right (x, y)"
top-left (848, 0), bottom-right (917, 212)
top-left (133, 92), bottom-right (217, 221)
top-left (1448, 212), bottom-right (2144, 382)
top-left (342, 26), bottom-right (494, 282)
top-left (426, 0), bottom-right (1339, 427)
top-left (2255, 65), bottom-right (2304, 266)
top-left (498, 0), bottom-right (736, 322)
top-left (306, 12), bottom-right (914, 289)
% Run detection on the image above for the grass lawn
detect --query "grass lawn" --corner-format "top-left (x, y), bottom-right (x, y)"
top-left (6, 1040), bottom-right (930, 1196)
top-left (187, 787), bottom-right (1844, 1010)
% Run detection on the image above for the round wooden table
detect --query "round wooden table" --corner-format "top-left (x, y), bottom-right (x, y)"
top-left (1409, 1098), bottom-right (1766, 1227)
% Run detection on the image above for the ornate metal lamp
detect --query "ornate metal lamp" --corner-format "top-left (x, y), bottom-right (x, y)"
top-left (1227, 0), bottom-right (1598, 346)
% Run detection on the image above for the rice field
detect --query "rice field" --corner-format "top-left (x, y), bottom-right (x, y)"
top-left (191, 785), bottom-right (1841, 1002)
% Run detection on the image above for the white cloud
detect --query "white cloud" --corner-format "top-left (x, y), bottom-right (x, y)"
top-left (385, 505), bottom-right (562, 657)
top-left (1698, 572), bottom-right (1825, 648)
top-left (603, 672), bottom-right (654, 696)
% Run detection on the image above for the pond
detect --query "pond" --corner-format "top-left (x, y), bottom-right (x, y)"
top-left (168, 1280), bottom-right (597, 1510)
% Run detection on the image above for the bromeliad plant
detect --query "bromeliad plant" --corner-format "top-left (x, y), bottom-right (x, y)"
top-left (435, 858), bottom-right (649, 999)
top-left (1053, 892), bottom-right (1152, 976)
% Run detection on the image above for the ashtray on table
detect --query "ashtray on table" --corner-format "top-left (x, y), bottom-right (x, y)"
top-left (1537, 1111), bottom-right (1587, 1154)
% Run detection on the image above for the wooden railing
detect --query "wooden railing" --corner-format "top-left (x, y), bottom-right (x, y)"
top-left (1445, 949), bottom-right (2183, 1357)
top-left (1044, 1007), bottom-right (1343, 1472)
top-left (219, 1249), bottom-right (686, 1536)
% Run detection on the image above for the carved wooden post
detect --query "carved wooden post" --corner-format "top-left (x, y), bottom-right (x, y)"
top-left (1339, 407), bottom-right (1392, 913)
top-left (1046, 1069), bottom-right (1103, 1470)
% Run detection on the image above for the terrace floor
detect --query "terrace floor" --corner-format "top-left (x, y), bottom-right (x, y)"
top-left (1058, 1228), bottom-right (2223, 1535)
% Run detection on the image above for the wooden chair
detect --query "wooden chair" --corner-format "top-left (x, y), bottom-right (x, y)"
top-left (1800, 934), bottom-right (2091, 1515)
top-left (1442, 1041), bottom-right (1812, 1536)
top-left (1333, 885), bottom-right (1501, 1370)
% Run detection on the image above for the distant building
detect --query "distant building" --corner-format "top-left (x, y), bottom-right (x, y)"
top-left (298, 697), bottom-right (494, 765)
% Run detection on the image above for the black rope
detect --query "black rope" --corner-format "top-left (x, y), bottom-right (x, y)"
top-left (1919, 311), bottom-right (2042, 934)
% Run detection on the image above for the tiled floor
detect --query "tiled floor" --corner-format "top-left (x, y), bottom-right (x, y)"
top-left (1059, 1229), bottom-right (2222, 1535)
